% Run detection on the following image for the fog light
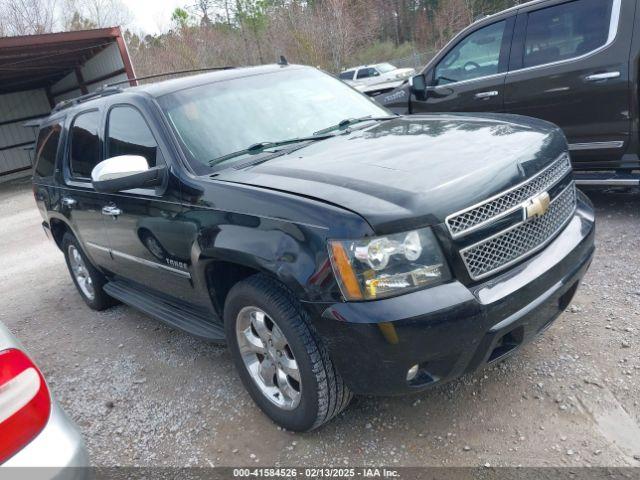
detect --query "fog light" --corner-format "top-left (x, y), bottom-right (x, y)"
top-left (406, 364), bottom-right (419, 382)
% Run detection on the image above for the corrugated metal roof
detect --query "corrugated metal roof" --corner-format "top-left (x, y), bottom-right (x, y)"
top-left (0, 27), bottom-right (133, 94)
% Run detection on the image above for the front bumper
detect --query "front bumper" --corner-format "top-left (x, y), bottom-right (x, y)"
top-left (311, 192), bottom-right (595, 396)
top-left (2, 402), bottom-right (89, 477)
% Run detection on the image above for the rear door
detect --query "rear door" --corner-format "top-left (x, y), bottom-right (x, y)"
top-left (60, 109), bottom-right (113, 268)
top-left (411, 17), bottom-right (515, 114)
top-left (504, 0), bottom-right (633, 168)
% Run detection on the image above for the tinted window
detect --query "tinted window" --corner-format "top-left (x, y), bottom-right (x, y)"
top-left (107, 106), bottom-right (158, 167)
top-left (34, 123), bottom-right (61, 177)
top-left (339, 71), bottom-right (355, 80)
top-left (69, 111), bottom-right (101, 179)
top-left (357, 68), bottom-right (378, 79)
top-left (524, 0), bottom-right (613, 68)
top-left (435, 20), bottom-right (507, 85)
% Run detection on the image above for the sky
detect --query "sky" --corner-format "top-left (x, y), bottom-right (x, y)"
top-left (126, 0), bottom-right (187, 34)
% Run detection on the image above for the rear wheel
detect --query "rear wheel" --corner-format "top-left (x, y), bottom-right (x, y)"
top-left (62, 233), bottom-right (116, 311)
top-left (224, 274), bottom-right (352, 431)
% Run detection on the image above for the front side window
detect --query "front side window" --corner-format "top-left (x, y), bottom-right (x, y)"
top-left (435, 20), bottom-right (507, 85)
top-left (524, 0), bottom-right (614, 68)
top-left (158, 68), bottom-right (389, 173)
top-left (69, 111), bottom-right (101, 179)
top-left (34, 123), bottom-right (61, 178)
top-left (107, 106), bottom-right (158, 168)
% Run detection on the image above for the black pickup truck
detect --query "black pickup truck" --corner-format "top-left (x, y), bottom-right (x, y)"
top-left (378, 0), bottom-right (640, 187)
top-left (32, 64), bottom-right (595, 431)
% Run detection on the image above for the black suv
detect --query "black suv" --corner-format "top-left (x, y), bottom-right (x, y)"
top-left (32, 64), bottom-right (595, 431)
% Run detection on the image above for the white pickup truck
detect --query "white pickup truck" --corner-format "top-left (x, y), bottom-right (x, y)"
top-left (339, 63), bottom-right (415, 94)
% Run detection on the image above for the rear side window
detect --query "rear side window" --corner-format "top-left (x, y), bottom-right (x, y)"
top-left (523, 0), bottom-right (614, 68)
top-left (339, 71), bottom-right (355, 80)
top-left (69, 111), bottom-right (101, 179)
top-left (107, 106), bottom-right (158, 168)
top-left (34, 123), bottom-right (61, 178)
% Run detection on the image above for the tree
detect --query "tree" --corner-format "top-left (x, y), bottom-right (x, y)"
top-left (65, 11), bottom-right (97, 30)
top-left (171, 8), bottom-right (193, 31)
top-left (0, 0), bottom-right (58, 35)
top-left (62, 0), bottom-right (132, 29)
top-left (235, 0), bottom-right (270, 63)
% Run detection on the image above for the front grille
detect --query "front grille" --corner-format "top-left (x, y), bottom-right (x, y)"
top-left (446, 154), bottom-right (572, 237)
top-left (460, 183), bottom-right (577, 281)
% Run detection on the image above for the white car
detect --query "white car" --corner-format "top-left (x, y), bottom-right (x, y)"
top-left (0, 321), bottom-right (88, 475)
top-left (339, 63), bottom-right (415, 87)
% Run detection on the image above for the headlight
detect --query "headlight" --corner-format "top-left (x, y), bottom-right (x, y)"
top-left (328, 228), bottom-right (451, 301)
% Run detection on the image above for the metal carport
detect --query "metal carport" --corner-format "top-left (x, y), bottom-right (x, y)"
top-left (0, 27), bottom-right (136, 181)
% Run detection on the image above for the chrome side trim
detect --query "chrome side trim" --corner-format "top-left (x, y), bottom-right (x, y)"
top-left (86, 242), bottom-right (191, 279)
top-left (85, 242), bottom-right (110, 253)
top-left (433, 0), bottom-right (622, 88)
top-left (575, 178), bottom-right (639, 186)
top-left (506, 0), bottom-right (622, 76)
top-left (111, 250), bottom-right (192, 279)
top-left (445, 153), bottom-right (571, 238)
top-left (460, 183), bottom-right (577, 281)
top-left (569, 141), bottom-right (624, 151)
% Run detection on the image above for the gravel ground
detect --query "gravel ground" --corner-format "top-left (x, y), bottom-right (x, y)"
top-left (1, 177), bottom-right (639, 467)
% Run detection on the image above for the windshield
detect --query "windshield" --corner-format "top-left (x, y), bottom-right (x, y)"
top-left (158, 67), bottom-right (390, 172)
top-left (376, 63), bottom-right (397, 74)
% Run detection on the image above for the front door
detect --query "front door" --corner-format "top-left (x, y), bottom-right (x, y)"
top-left (99, 103), bottom-right (204, 306)
top-left (504, 0), bottom-right (632, 169)
top-left (412, 18), bottom-right (515, 114)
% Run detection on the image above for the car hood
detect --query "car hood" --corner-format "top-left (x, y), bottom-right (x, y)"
top-left (215, 114), bottom-right (568, 234)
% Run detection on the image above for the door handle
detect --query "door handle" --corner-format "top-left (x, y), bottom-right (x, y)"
top-left (475, 91), bottom-right (499, 99)
top-left (101, 205), bottom-right (122, 217)
top-left (61, 196), bottom-right (77, 208)
top-left (585, 71), bottom-right (620, 82)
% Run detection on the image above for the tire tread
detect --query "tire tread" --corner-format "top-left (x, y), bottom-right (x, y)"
top-left (235, 274), bottom-right (352, 430)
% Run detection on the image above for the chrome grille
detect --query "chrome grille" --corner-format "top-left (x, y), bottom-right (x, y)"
top-left (461, 184), bottom-right (577, 281)
top-left (446, 154), bottom-right (572, 237)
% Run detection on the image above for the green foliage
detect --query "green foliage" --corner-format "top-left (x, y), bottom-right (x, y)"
top-left (171, 7), bottom-right (193, 30)
top-left (350, 41), bottom-right (416, 68)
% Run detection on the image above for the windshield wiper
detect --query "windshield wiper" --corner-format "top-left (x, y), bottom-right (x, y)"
top-left (313, 115), bottom-right (397, 136)
top-left (208, 133), bottom-right (337, 166)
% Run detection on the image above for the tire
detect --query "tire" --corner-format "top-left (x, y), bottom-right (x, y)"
top-left (224, 274), bottom-right (352, 432)
top-left (62, 232), bottom-right (116, 311)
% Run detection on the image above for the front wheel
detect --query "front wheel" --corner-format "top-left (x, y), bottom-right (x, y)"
top-left (224, 274), bottom-right (352, 432)
top-left (62, 232), bottom-right (116, 311)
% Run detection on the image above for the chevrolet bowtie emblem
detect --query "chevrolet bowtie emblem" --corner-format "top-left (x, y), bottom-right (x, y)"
top-left (524, 192), bottom-right (551, 221)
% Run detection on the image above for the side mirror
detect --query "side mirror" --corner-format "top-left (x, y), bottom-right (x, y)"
top-left (410, 74), bottom-right (428, 100)
top-left (91, 155), bottom-right (166, 193)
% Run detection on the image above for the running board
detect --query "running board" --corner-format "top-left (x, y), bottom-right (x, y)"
top-left (574, 172), bottom-right (640, 187)
top-left (104, 280), bottom-right (226, 342)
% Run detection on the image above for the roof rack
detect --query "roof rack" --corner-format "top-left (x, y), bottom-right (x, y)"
top-left (51, 86), bottom-right (123, 113)
top-left (104, 66), bottom-right (236, 88)
top-left (50, 66), bottom-right (236, 113)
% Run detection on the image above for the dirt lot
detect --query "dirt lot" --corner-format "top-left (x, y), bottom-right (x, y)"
top-left (1, 177), bottom-right (639, 467)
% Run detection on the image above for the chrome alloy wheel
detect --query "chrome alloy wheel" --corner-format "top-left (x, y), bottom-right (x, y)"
top-left (68, 245), bottom-right (95, 301)
top-left (236, 306), bottom-right (302, 410)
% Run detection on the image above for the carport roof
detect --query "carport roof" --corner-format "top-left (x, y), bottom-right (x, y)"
top-left (0, 27), bottom-right (131, 94)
